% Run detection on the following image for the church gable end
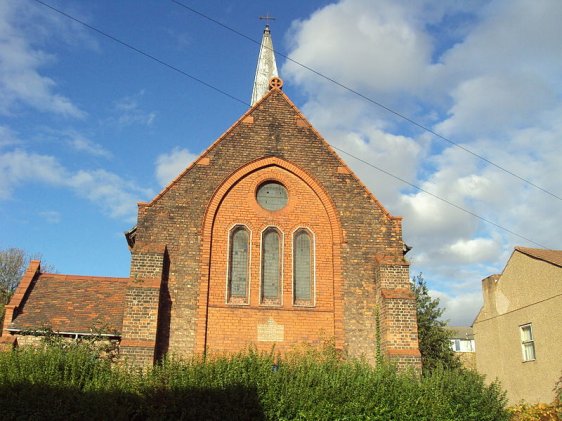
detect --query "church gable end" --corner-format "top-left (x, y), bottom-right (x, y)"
top-left (132, 86), bottom-right (419, 367)
top-left (3, 27), bottom-right (420, 371)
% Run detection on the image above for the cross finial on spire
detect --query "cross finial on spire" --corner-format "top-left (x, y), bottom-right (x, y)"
top-left (259, 13), bottom-right (276, 29)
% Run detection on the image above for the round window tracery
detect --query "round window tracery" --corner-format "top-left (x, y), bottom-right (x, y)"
top-left (256, 181), bottom-right (288, 211)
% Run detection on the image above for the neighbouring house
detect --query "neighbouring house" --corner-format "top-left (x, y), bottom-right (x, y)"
top-left (446, 326), bottom-right (476, 370)
top-left (473, 247), bottom-right (562, 404)
top-left (1, 25), bottom-right (421, 370)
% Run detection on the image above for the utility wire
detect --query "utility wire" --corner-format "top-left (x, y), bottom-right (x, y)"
top-left (472, 292), bottom-right (562, 325)
top-left (171, 0), bottom-right (562, 203)
top-left (32, 0), bottom-right (246, 106)
top-left (31, 0), bottom-right (549, 249)
top-left (332, 146), bottom-right (547, 248)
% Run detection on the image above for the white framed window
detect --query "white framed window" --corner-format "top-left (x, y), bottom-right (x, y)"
top-left (450, 338), bottom-right (476, 353)
top-left (520, 323), bottom-right (536, 362)
top-left (453, 339), bottom-right (461, 352)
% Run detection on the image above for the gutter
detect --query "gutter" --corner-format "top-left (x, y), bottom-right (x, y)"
top-left (7, 328), bottom-right (121, 340)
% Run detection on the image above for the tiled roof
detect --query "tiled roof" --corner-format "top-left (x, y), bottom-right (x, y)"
top-left (9, 273), bottom-right (128, 335)
top-left (516, 247), bottom-right (562, 268)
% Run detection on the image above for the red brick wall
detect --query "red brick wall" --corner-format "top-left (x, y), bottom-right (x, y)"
top-left (133, 89), bottom-right (420, 369)
top-left (376, 263), bottom-right (420, 366)
top-left (204, 165), bottom-right (336, 354)
top-left (121, 243), bottom-right (166, 366)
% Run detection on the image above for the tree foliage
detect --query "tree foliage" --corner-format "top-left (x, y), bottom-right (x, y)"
top-left (0, 248), bottom-right (55, 329)
top-left (412, 273), bottom-right (461, 373)
top-left (0, 248), bottom-right (27, 305)
top-left (0, 248), bottom-right (55, 302)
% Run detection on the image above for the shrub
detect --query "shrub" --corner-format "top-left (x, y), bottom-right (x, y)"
top-left (508, 402), bottom-right (560, 421)
top-left (506, 372), bottom-right (562, 421)
top-left (0, 345), bottom-right (509, 420)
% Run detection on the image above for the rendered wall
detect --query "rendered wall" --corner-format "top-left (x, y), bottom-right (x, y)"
top-left (474, 252), bottom-right (562, 404)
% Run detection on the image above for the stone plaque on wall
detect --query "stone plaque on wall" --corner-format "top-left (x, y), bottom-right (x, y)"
top-left (257, 318), bottom-right (284, 342)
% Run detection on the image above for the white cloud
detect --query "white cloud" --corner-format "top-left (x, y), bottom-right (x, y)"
top-left (0, 149), bottom-right (66, 198)
top-left (332, 126), bottom-right (424, 206)
top-left (155, 147), bottom-right (198, 187)
top-left (436, 0), bottom-right (562, 83)
top-left (0, 149), bottom-right (151, 221)
top-left (283, 0), bottom-right (562, 324)
top-left (38, 210), bottom-right (61, 224)
top-left (284, 0), bottom-right (434, 95)
top-left (432, 0), bottom-right (562, 139)
top-left (113, 91), bottom-right (156, 127)
top-left (0, 0), bottom-right (85, 117)
top-left (0, 125), bottom-right (21, 148)
top-left (448, 238), bottom-right (499, 264)
top-left (435, 74), bottom-right (557, 137)
top-left (67, 169), bottom-right (150, 220)
top-left (431, 290), bottom-right (483, 326)
top-left (166, 28), bottom-right (192, 51)
top-left (66, 132), bottom-right (112, 158)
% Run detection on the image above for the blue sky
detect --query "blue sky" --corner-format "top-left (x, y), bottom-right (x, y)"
top-left (1, 0), bottom-right (561, 325)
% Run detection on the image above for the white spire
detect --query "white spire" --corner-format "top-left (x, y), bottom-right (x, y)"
top-left (251, 24), bottom-right (278, 106)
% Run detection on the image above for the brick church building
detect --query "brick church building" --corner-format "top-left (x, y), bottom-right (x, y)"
top-left (1, 26), bottom-right (421, 369)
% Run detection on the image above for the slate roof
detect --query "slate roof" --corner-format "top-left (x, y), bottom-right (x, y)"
top-left (516, 247), bottom-right (562, 268)
top-left (9, 273), bottom-right (128, 335)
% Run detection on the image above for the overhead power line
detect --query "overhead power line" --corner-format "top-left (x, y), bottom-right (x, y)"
top-left (331, 146), bottom-right (547, 248)
top-left (31, 0), bottom-right (549, 249)
top-left (33, 0), bottom-right (246, 106)
top-left (171, 0), bottom-right (562, 203)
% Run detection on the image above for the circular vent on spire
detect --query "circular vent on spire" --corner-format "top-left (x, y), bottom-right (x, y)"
top-left (269, 77), bottom-right (283, 90)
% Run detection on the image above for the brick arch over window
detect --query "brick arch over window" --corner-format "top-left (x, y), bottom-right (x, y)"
top-left (195, 156), bottom-right (344, 355)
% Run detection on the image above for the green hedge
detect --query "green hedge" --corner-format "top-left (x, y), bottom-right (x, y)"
top-left (0, 346), bottom-right (509, 420)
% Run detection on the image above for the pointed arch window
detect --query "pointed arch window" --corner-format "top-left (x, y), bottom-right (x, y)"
top-left (261, 227), bottom-right (282, 305)
top-left (293, 229), bottom-right (314, 306)
top-left (228, 226), bottom-right (250, 303)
